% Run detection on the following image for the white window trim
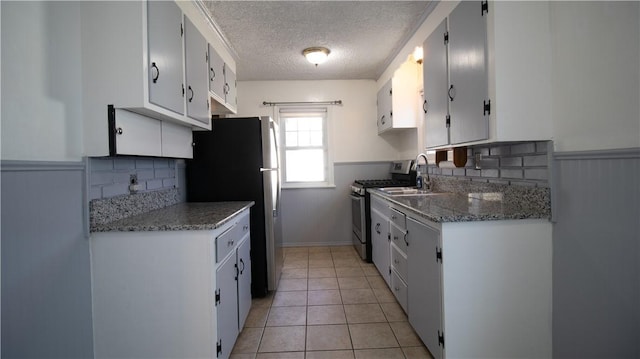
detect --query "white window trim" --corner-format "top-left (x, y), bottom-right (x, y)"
top-left (278, 106), bottom-right (334, 189)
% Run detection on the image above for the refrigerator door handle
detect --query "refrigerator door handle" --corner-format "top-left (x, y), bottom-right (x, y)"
top-left (260, 168), bottom-right (278, 172)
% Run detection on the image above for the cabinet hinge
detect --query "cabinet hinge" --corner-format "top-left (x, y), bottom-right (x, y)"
top-left (445, 115), bottom-right (451, 129)
top-left (389, 267), bottom-right (392, 275)
top-left (483, 100), bottom-right (491, 116)
top-left (235, 263), bottom-right (239, 281)
top-left (182, 84), bottom-right (185, 97)
top-left (180, 23), bottom-right (184, 37)
top-left (216, 339), bottom-right (222, 357)
top-left (436, 247), bottom-right (443, 263)
top-left (438, 330), bottom-right (445, 348)
top-left (444, 31), bottom-right (449, 45)
top-left (387, 233), bottom-right (391, 242)
top-left (215, 288), bottom-right (221, 306)
top-left (481, 1), bottom-right (489, 16)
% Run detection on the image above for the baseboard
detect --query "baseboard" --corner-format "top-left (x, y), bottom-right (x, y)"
top-left (282, 241), bottom-right (353, 248)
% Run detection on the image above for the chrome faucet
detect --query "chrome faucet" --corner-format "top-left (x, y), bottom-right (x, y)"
top-left (415, 153), bottom-right (430, 190)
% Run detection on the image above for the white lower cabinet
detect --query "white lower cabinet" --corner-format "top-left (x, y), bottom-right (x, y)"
top-left (407, 216), bottom-right (443, 359)
top-left (370, 196), bottom-right (391, 287)
top-left (370, 194), bottom-right (552, 359)
top-left (91, 209), bottom-right (251, 359)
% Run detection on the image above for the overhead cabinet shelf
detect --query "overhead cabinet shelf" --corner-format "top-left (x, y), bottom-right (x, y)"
top-left (422, 1), bottom-right (553, 149)
top-left (81, 1), bottom-right (238, 158)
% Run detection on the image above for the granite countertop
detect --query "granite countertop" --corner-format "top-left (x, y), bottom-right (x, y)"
top-left (369, 188), bottom-right (550, 223)
top-left (91, 201), bottom-right (255, 232)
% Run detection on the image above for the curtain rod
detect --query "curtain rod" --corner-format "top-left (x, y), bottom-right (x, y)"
top-left (262, 100), bottom-right (342, 107)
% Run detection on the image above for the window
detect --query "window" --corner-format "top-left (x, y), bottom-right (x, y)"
top-left (279, 108), bottom-right (333, 187)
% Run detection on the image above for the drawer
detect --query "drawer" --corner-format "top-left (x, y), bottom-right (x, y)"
top-left (216, 224), bottom-right (238, 263)
top-left (390, 269), bottom-right (408, 313)
top-left (390, 221), bottom-right (408, 253)
top-left (237, 211), bottom-right (250, 238)
top-left (370, 195), bottom-right (390, 217)
top-left (389, 207), bottom-right (406, 230)
top-left (390, 243), bottom-right (408, 282)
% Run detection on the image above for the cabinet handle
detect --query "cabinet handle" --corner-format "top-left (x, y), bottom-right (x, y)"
top-left (151, 62), bottom-right (159, 83)
top-left (224, 83), bottom-right (230, 95)
top-left (239, 258), bottom-right (245, 274)
top-left (448, 84), bottom-right (456, 101)
top-left (375, 223), bottom-right (381, 234)
top-left (115, 127), bottom-right (123, 135)
top-left (393, 235), bottom-right (398, 241)
top-left (188, 86), bottom-right (194, 102)
top-left (423, 99), bottom-right (428, 114)
top-left (210, 68), bottom-right (215, 81)
top-left (380, 115), bottom-right (386, 125)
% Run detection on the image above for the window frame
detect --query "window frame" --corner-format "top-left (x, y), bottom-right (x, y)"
top-left (278, 107), bottom-right (335, 189)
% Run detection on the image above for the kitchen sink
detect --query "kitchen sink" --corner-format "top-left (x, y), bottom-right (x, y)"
top-left (378, 187), bottom-right (450, 196)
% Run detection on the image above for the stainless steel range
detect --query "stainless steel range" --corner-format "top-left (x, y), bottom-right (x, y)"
top-left (350, 160), bottom-right (415, 261)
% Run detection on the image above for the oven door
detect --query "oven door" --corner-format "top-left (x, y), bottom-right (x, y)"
top-left (350, 193), bottom-right (367, 260)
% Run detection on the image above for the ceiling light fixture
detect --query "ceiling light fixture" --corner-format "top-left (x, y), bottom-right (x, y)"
top-left (303, 47), bottom-right (330, 66)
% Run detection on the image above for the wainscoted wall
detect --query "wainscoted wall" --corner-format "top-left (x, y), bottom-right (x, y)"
top-left (281, 162), bottom-right (391, 246)
top-left (1, 161), bottom-right (94, 358)
top-left (552, 149), bottom-right (639, 358)
top-left (426, 141), bottom-right (551, 187)
top-left (89, 157), bottom-right (179, 200)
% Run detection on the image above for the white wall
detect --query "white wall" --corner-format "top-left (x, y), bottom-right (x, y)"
top-left (1, 1), bottom-right (83, 161)
top-left (550, 2), bottom-right (640, 152)
top-left (236, 80), bottom-right (417, 162)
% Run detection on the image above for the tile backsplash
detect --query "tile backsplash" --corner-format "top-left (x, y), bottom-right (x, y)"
top-left (89, 157), bottom-right (178, 200)
top-left (425, 141), bottom-right (551, 187)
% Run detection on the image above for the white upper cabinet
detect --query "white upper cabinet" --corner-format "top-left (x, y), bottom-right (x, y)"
top-left (377, 61), bottom-right (420, 134)
top-left (147, 1), bottom-right (185, 116)
top-left (184, 16), bottom-right (211, 125)
top-left (422, 1), bottom-right (488, 148)
top-left (208, 44), bottom-right (226, 105)
top-left (208, 45), bottom-right (238, 114)
top-left (81, 1), bottom-right (237, 157)
top-left (423, 19), bottom-right (450, 148)
top-left (422, 1), bottom-right (553, 149)
top-left (447, 1), bottom-right (489, 145)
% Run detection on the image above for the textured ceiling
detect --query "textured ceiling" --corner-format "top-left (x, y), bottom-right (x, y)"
top-left (203, 1), bottom-right (434, 81)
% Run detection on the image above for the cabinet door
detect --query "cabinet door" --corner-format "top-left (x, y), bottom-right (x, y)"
top-left (377, 79), bottom-right (393, 133)
top-left (113, 109), bottom-right (162, 156)
top-left (448, 1), bottom-right (489, 144)
top-left (184, 17), bottom-right (210, 125)
top-left (208, 44), bottom-right (226, 101)
top-left (237, 234), bottom-right (252, 330)
top-left (423, 19), bottom-right (449, 148)
top-left (161, 121), bottom-right (193, 159)
top-left (223, 64), bottom-right (237, 111)
top-left (407, 217), bottom-right (443, 359)
top-left (371, 208), bottom-right (391, 287)
top-left (216, 252), bottom-right (239, 359)
top-left (147, 1), bottom-right (184, 115)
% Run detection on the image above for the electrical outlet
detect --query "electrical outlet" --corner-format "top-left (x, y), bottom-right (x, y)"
top-left (129, 174), bottom-right (140, 194)
top-left (475, 153), bottom-right (482, 170)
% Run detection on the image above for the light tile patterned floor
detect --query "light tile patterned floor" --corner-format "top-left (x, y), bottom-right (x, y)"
top-left (231, 245), bottom-right (433, 359)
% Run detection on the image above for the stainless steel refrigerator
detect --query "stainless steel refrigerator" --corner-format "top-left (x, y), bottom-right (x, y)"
top-left (186, 116), bottom-right (283, 297)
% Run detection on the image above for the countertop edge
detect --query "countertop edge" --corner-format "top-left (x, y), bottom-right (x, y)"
top-left (90, 201), bottom-right (255, 233)
top-left (369, 189), bottom-right (550, 223)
